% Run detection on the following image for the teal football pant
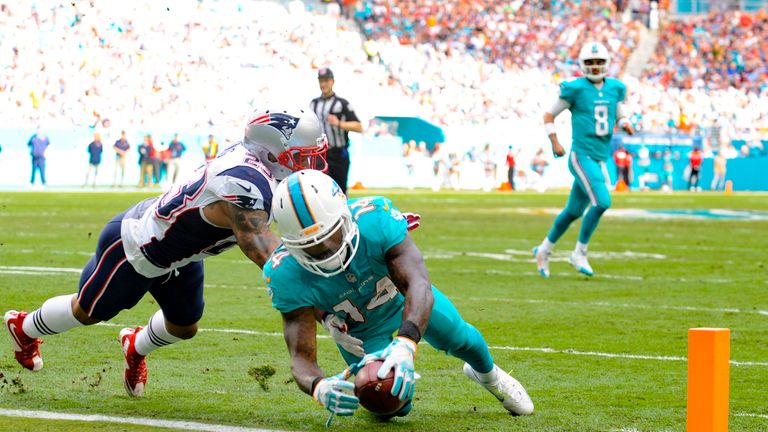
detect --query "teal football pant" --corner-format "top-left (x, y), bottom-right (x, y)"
top-left (547, 151), bottom-right (612, 245)
top-left (338, 287), bottom-right (495, 375)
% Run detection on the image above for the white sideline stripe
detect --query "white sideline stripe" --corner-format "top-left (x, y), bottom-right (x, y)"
top-left (736, 413), bottom-right (768, 420)
top-left (0, 408), bottom-right (290, 432)
top-left (0, 265), bottom-right (81, 274)
top-left (96, 323), bottom-right (767, 367)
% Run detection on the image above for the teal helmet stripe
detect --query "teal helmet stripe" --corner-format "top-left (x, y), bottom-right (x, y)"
top-left (287, 174), bottom-right (315, 228)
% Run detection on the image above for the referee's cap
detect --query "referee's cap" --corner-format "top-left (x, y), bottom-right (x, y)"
top-left (318, 67), bottom-right (334, 79)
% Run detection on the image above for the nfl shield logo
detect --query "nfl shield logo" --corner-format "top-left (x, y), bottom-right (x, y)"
top-left (345, 273), bottom-right (357, 283)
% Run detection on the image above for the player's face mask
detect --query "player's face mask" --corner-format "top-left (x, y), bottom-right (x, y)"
top-left (584, 59), bottom-right (607, 80)
top-left (291, 213), bottom-right (359, 277)
top-left (276, 141), bottom-right (329, 174)
top-left (273, 170), bottom-right (360, 278)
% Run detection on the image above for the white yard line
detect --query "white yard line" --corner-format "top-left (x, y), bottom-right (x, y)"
top-left (736, 413), bottom-right (768, 420)
top-left (3, 264), bottom-right (764, 323)
top-left (457, 296), bottom-right (768, 316)
top-left (0, 408), bottom-right (291, 432)
top-left (95, 323), bottom-right (767, 367)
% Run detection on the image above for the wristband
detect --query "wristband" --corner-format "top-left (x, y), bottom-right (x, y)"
top-left (545, 123), bottom-right (557, 136)
top-left (311, 376), bottom-right (324, 396)
top-left (397, 320), bottom-right (422, 344)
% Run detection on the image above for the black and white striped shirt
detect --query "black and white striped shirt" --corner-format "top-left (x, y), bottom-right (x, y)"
top-left (310, 94), bottom-right (359, 150)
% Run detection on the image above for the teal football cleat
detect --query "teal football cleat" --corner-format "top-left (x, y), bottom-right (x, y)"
top-left (569, 251), bottom-right (593, 276)
top-left (533, 246), bottom-right (551, 278)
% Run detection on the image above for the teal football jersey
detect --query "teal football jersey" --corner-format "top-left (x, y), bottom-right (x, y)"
top-left (559, 77), bottom-right (626, 161)
top-left (264, 196), bottom-right (409, 340)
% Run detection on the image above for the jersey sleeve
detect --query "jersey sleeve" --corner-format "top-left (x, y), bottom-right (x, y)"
top-left (342, 99), bottom-right (360, 122)
top-left (352, 197), bottom-right (408, 255)
top-left (558, 80), bottom-right (578, 105)
top-left (212, 164), bottom-right (275, 212)
top-left (616, 80), bottom-right (627, 103)
top-left (264, 247), bottom-right (314, 313)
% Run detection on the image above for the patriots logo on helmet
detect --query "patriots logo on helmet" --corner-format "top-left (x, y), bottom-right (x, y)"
top-left (248, 112), bottom-right (301, 141)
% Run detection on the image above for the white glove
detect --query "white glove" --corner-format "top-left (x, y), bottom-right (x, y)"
top-left (323, 314), bottom-right (365, 357)
top-left (375, 336), bottom-right (417, 401)
top-left (312, 374), bottom-right (359, 416)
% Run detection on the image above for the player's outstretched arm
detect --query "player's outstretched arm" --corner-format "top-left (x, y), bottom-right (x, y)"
top-left (282, 307), bottom-right (359, 416)
top-left (282, 307), bottom-right (323, 395)
top-left (228, 203), bottom-right (281, 268)
top-left (385, 235), bottom-right (434, 334)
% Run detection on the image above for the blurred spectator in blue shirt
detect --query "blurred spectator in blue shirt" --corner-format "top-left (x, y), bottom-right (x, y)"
top-left (84, 132), bottom-right (103, 187)
top-left (28, 127), bottom-right (50, 186)
top-left (113, 130), bottom-right (130, 187)
top-left (167, 133), bottom-right (186, 183)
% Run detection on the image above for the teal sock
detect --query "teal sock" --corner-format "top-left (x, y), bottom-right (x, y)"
top-left (578, 206), bottom-right (607, 244)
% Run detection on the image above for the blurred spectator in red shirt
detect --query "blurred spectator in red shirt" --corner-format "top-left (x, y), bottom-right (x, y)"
top-left (614, 145), bottom-right (632, 187)
top-left (688, 147), bottom-right (703, 191)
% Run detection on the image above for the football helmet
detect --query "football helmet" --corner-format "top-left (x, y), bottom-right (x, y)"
top-left (243, 106), bottom-right (328, 181)
top-left (578, 42), bottom-right (610, 82)
top-left (272, 170), bottom-right (359, 277)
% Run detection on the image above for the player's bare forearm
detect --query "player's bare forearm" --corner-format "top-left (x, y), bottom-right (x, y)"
top-left (342, 121), bottom-right (363, 133)
top-left (282, 307), bottom-right (323, 395)
top-left (230, 205), bottom-right (280, 268)
top-left (385, 236), bottom-right (434, 333)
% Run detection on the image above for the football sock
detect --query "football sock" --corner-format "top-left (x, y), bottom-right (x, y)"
top-left (547, 208), bottom-right (581, 244)
top-left (474, 365), bottom-right (500, 383)
top-left (540, 238), bottom-right (555, 253)
top-left (578, 205), bottom-right (607, 243)
top-left (23, 294), bottom-right (83, 338)
top-left (575, 241), bottom-right (588, 255)
top-left (134, 310), bottom-right (182, 356)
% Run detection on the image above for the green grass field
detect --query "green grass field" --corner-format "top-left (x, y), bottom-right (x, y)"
top-left (0, 190), bottom-right (766, 431)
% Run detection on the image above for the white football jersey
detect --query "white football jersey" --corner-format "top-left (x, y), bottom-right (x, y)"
top-left (121, 143), bottom-right (277, 278)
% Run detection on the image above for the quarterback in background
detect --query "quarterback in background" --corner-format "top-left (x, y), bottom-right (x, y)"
top-left (264, 170), bottom-right (533, 421)
top-left (4, 106), bottom-right (328, 397)
top-left (534, 42), bottom-right (635, 278)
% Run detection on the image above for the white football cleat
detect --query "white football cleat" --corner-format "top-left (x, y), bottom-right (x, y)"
top-left (533, 246), bottom-right (551, 278)
top-left (4, 310), bottom-right (43, 371)
top-left (569, 250), bottom-right (593, 276)
top-left (120, 327), bottom-right (147, 397)
top-left (463, 363), bottom-right (534, 416)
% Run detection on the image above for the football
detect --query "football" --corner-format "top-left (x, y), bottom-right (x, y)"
top-left (354, 360), bottom-right (407, 415)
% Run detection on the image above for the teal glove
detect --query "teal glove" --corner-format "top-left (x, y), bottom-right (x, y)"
top-left (375, 336), bottom-right (417, 401)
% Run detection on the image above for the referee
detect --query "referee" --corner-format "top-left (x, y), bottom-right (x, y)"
top-left (310, 67), bottom-right (362, 193)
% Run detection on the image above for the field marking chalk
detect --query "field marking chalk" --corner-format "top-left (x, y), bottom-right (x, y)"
top-left (0, 408), bottom-right (293, 432)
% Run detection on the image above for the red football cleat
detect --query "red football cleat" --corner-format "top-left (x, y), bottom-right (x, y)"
top-left (4, 310), bottom-right (43, 371)
top-left (120, 327), bottom-right (147, 397)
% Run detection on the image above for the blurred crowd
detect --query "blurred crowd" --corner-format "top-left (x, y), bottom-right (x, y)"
top-left (644, 10), bottom-right (768, 92)
top-left (0, 0), bottom-right (767, 151)
top-left (357, 0), bottom-right (643, 125)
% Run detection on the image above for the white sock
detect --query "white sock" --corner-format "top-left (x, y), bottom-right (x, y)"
top-left (23, 294), bottom-right (83, 338)
top-left (475, 365), bottom-right (500, 383)
top-left (134, 310), bottom-right (182, 356)
top-left (540, 238), bottom-right (555, 253)
top-left (575, 241), bottom-right (588, 255)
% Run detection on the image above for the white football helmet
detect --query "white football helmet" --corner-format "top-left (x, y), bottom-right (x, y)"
top-left (578, 42), bottom-right (610, 82)
top-left (272, 170), bottom-right (359, 277)
top-left (243, 106), bottom-right (328, 181)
